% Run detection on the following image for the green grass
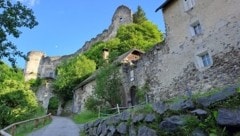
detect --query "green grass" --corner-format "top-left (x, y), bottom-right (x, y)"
top-left (5, 107), bottom-right (51, 136)
top-left (192, 88), bottom-right (221, 100)
top-left (15, 119), bottom-right (51, 136)
top-left (73, 110), bottom-right (99, 124)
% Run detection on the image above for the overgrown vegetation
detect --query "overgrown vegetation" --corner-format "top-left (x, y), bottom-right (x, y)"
top-left (0, 62), bottom-right (43, 128)
top-left (136, 84), bottom-right (150, 104)
top-left (48, 96), bottom-right (59, 115)
top-left (73, 110), bottom-right (98, 124)
top-left (27, 77), bottom-right (43, 92)
top-left (83, 6), bottom-right (164, 68)
top-left (85, 64), bottom-right (123, 112)
top-left (53, 54), bottom-right (96, 101)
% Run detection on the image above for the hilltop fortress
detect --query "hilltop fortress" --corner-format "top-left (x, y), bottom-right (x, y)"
top-left (24, 5), bottom-right (132, 81)
top-left (24, 1), bottom-right (240, 114)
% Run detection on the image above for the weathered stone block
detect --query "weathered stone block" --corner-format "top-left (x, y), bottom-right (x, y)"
top-left (137, 126), bottom-right (157, 136)
top-left (217, 108), bottom-right (240, 126)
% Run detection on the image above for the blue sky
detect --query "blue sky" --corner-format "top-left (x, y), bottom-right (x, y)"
top-left (13, 0), bottom-right (165, 68)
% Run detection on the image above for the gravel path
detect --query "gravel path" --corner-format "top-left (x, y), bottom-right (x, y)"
top-left (28, 116), bottom-right (80, 136)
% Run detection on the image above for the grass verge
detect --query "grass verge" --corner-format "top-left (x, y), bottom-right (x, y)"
top-left (73, 110), bottom-right (98, 124)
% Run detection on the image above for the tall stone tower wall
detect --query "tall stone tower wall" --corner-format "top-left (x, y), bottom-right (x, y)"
top-left (24, 51), bottom-right (45, 81)
top-left (75, 5), bottom-right (132, 54)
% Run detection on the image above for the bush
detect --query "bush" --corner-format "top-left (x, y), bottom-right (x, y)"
top-left (0, 89), bottom-right (38, 128)
top-left (85, 96), bottom-right (101, 112)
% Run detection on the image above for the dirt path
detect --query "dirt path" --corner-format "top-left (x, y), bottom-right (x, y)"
top-left (28, 116), bottom-right (80, 136)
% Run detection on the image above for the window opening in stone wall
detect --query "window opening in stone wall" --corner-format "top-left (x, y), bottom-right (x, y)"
top-left (190, 21), bottom-right (202, 36)
top-left (49, 72), bottom-right (54, 78)
top-left (120, 17), bottom-right (124, 22)
top-left (195, 51), bottom-right (213, 70)
top-left (130, 70), bottom-right (134, 81)
top-left (183, 0), bottom-right (195, 11)
top-left (201, 53), bottom-right (211, 67)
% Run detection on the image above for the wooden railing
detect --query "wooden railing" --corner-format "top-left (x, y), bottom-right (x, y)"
top-left (0, 113), bottom-right (52, 136)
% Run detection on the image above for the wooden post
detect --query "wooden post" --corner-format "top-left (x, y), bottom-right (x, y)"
top-left (117, 104), bottom-right (120, 114)
top-left (34, 119), bottom-right (39, 128)
top-left (43, 117), bottom-right (46, 125)
top-left (11, 125), bottom-right (16, 136)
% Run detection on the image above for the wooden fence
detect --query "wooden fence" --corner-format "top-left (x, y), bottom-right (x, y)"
top-left (0, 113), bottom-right (52, 136)
top-left (98, 102), bottom-right (147, 118)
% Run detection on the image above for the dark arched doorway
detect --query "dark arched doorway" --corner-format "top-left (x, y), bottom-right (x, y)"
top-left (48, 96), bottom-right (59, 115)
top-left (130, 86), bottom-right (137, 106)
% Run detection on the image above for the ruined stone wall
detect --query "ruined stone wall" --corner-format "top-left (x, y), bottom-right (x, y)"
top-left (74, 5), bottom-right (132, 54)
top-left (73, 80), bottom-right (96, 113)
top-left (38, 55), bottom-right (72, 79)
top-left (36, 81), bottom-right (54, 110)
top-left (24, 5), bottom-right (132, 112)
top-left (24, 51), bottom-right (45, 81)
top-left (25, 5), bottom-right (132, 81)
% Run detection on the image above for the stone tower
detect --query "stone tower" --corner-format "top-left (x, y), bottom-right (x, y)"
top-left (24, 51), bottom-right (45, 81)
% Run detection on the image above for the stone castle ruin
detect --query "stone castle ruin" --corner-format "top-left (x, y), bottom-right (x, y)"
top-left (24, 5), bottom-right (133, 110)
top-left (25, 1), bottom-right (240, 114)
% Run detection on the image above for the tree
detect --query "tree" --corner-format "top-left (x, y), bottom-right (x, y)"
top-left (53, 55), bottom-right (96, 101)
top-left (84, 21), bottom-right (163, 68)
top-left (116, 21), bottom-right (163, 52)
top-left (89, 64), bottom-right (123, 110)
top-left (133, 6), bottom-right (147, 24)
top-left (0, 0), bottom-right (38, 67)
top-left (0, 62), bottom-right (39, 128)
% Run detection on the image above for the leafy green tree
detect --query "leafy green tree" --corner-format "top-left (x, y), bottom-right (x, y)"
top-left (53, 55), bottom-right (96, 101)
top-left (116, 21), bottom-right (163, 52)
top-left (84, 42), bottom-right (107, 68)
top-left (0, 62), bottom-right (39, 128)
top-left (133, 6), bottom-right (147, 24)
top-left (84, 21), bottom-right (163, 68)
top-left (91, 64), bottom-right (123, 109)
top-left (0, 0), bottom-right (38, 66)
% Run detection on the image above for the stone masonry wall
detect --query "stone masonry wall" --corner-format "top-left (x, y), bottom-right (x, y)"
top-left (123, 13), bottom-right (240, 102)
top-left (73, 80), bottom-right (96, 113)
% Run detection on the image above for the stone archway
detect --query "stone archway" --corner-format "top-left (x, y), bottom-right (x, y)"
top-left (130, 86), bottom-right (137, 106)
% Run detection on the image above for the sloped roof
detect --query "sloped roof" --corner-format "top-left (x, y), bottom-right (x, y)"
top-left (73, 49), bottom-right (144, 91)
top-left (73, 71), bottom-right (97, 91)
top-left (114, 48), bottom-right (144, 64)
top-left (155, 0), bottom-right (172, 12)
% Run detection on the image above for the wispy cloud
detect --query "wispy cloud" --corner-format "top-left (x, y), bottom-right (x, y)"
top-left (17, 0), bottom-right (39, 7)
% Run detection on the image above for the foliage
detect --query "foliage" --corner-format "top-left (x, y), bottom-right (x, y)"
top-left (27, 77), bottom-right (43, 92)
top-left (117, 21), bottom-right (163, 52)
top-left (133, 6), bottom-right (147, 24)
top-left (0, 62), bottom-right (40, 128)
top-left (0, 61), bottom-right (24, 82)
top-left (0, 0), bottom-right (38, 67)
top-left (130, 103), bottom-right (153, 114)
top-left (136, 84), bottom-right (150, 104)
top-left (48, 96), bottom-right (59, 115)
top-left (85, 95), bottom-right (101, 112)
top-left (53, 54), bottom-right (96, 101)
top-left (83, 7), bottom-right (163, 68)
top-left (83, 42), bottom-right (108, 68)
top-left (94, 64), bottom-right (123, 108)
top-left (15, 117), bottom-right (51, 136)
top-left (73, 110), bottom-right (98, 124)
top-left (85, 64), bottom-right (123, 112)
top-left (0, 89), bottom-right (38, 128)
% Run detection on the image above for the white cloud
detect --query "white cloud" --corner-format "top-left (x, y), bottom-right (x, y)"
top-left (17, 0), bottom-right (39, 7)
